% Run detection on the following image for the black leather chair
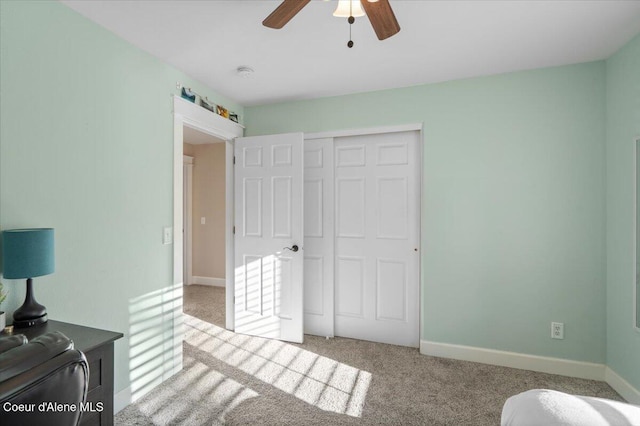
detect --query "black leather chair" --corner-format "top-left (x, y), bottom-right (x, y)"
top-left (0, 331), bottom-right (89, 426)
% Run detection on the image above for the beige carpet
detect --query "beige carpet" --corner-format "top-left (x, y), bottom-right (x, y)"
top-left (116, 284), bottom-right (622, 425)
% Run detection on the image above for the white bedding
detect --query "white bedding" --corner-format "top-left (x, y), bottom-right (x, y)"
top-left (501, 389), bottom-right (640, 426)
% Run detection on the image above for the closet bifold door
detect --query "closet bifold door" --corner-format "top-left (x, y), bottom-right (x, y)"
top-left (333, 131), bottom-right (420, 348)
top-left (303, 138), bottom-right (335, 337)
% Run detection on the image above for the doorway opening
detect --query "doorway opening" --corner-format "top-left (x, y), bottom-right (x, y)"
top-left (182, 126), bottom-right (227, 328)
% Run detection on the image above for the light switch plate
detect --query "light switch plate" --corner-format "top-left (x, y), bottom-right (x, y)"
top-left (163, 227), bottom-right (173, 245)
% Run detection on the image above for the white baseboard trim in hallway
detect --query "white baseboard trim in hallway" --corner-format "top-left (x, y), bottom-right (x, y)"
top-left (191, 276), bottom-right (225, 287)
top-left (420, 340), bottom-right (605, 381)
top-left (605, 367), bottom-right (640, 405)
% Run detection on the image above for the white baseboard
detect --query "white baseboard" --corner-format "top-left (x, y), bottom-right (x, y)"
top-left (113, 364), bottom-right (184, 415)
top-left (114, 386), bottom-right (132, 414)
top-left (605, 367), bottom-right (640, 405)
top-left (420, 340), bottom-right (605, 381)
top-left (191, 276), bottom-right (225, 287)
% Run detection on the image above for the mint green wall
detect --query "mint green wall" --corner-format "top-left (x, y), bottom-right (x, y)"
top-left (0, 1), bottom-right (242, 395)
top-left (605, 34), bottom-right (640, 390)
top-left (246, 62), bottom-right (607, 363)
top-left (4, 0), bottom-right (635, 400)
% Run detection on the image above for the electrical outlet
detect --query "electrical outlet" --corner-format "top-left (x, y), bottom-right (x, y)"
top-left (551, 322), bottom-right (564, 339)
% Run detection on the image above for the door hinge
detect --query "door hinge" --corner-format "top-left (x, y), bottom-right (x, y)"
top-left (233, 156), bottom-right (236, 165)
top-left (233, 226), bottom-right (236, 234)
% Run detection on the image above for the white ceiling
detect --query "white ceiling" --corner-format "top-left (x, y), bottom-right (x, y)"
top-left (61, 0), bottom-right (640, 107)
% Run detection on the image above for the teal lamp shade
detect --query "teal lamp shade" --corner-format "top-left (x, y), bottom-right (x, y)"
top-left (2, 228), bottom-right (54, 328)
top-left (2, 228), bottom-right (55, 279)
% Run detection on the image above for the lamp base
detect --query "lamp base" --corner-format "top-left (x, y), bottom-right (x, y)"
top-left (13, 313), bottom-right (47, 328)
top-left (12, 278), bottom-right (48, 328)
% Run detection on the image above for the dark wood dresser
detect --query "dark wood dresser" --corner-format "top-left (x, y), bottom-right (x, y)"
top-left (15, 320), bottom-right (123, 426)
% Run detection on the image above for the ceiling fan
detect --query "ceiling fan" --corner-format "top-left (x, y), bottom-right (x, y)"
top-left (263, 0), bottom-right (400, 46)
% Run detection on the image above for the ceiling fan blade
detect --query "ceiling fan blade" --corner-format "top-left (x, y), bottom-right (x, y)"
top-left (361, 0), bottom-right (401, 40)
top-left (263, 0), bottom-right (311, 29)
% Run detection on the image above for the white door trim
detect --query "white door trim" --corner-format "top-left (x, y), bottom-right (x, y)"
top-left (635, 136), bottom-right (640, 332)
top-left (305, 123), bottom-right (423, 141)
top-left (183, 155), bottom-right (194, 286)
top-left (225, 136), bottom-right (235, 331)
top-left (418, 127), bottom-right (424, 347)
top-left (173, 95), bottom-right (244, 355)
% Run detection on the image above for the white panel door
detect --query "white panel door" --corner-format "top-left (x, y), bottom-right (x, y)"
top-left (303, 138), bottom-right (334, 337)
top-left (334, 131), bottom-right (420, 347)
top-left (234, 133), bottom-right (304, 343)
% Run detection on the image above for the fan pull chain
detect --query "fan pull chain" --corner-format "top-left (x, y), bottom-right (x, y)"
top-left (347, 0), bottom-right (354, 48)
top-left (348, 17), bottom-right (354, 48)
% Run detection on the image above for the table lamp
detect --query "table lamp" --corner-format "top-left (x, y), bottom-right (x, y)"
top-left (1, 228), bottom-right (54, 327)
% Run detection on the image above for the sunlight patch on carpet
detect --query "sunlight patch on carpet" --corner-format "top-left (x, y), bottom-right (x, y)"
top-left (184, 314), bottom-right (371, 417)
top-left (133, 354), bottom-right (258, 425)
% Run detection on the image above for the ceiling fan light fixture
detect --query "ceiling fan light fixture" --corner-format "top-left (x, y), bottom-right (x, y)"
top-left (261, 0), bottom-right (400, 45)
top-left (333, 0), bottom-right (365, 18)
